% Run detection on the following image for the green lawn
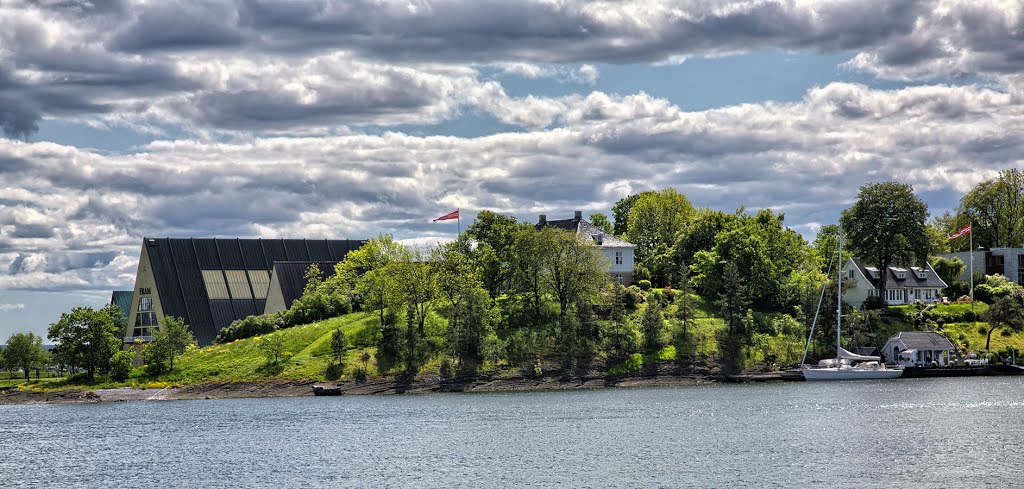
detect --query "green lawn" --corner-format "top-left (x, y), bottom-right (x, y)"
top-left (149, 312), bottom-right (377, 386)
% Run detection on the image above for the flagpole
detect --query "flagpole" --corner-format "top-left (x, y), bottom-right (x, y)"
top-left (970, 222), bottom-right (974, 303)
top-left (457, 208), bottom-right (461, 236)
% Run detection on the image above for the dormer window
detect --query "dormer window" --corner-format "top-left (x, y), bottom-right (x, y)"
top-left (917, 272), bottom-right (927, 279)
top-left (896, 272), bottom-right (906, 279)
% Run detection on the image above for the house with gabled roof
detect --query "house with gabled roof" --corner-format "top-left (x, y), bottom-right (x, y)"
top-left (882, 331), bottom-right (957, 366)
top-left (537, 211), bottom-right (637, 285)
top-left (841, 258), bottom-right (947, 309)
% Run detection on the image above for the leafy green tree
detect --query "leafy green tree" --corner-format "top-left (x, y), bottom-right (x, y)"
top-left (330, 328), bottom-right (348, 362)
top-left (626, 188), bottom-right (695, 266)
top-left (326, 328), bottom-right (349, 380)
top-left (716, 261), bottom-right (749, 335)
top-left (5, 332), bottom-right (46, 380)
top-left (604, 285), bottom-right (634, 357)
top-left (931, 257), bottom-right (966, 290)
top-left (452, 284), bottom-right (496, 374)
top-left (338, 234), bottom-right (405, 327)
top-left (692, 209), bottom-right (814, 311)
top-left (101, 303), bottom-right (129, 339)
top-left (534, 227), bottom-right (610, 319)
top-left (257, 334), bottom-right (286, 365)
top-left (840, 182), bottom-right (930, 304)
top-left (144, 316), bottom-right (195, 374)
top-left (375, 310), bottom-right (402, 373)
top-left (611, 192), bottom-right (653, 236)
top-left (432, 240), bottom-right (494, 373)
top-left (956, 169), bottom-right (1024, 248)
top-left (465, 211), bottom-right (528, 296)
top-left (812, 224), bottom-right (851, 273)
top-left (674, 261), bottom-right (696, 354)
top-left (589, 213), bottom-right (613, 234)
top-left (641, 300), bottom-right (665, 352)
top-left (48, 307), bottom-right (121, 382)
top-left (109, 350), bottom-right (134, 382)
top-left (982, 296), bottom-right (1024, 351)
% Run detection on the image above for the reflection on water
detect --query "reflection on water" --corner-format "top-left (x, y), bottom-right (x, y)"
top-left (2, 377), bottom-right (1023, 488)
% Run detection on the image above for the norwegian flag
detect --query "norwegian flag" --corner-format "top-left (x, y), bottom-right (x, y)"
top-left (948, 224), bottom-right (971, 239)
top-left (433, 209), bottom-right (459, 222)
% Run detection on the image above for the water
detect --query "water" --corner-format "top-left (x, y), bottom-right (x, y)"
top-left (2, 377), bottom-right (1023, 488)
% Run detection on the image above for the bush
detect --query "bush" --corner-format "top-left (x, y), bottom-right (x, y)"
top-left (862, 295), bottom-right (885, 310)
top-left (623, 287), bottom-right (642, 311)
top-left (974, 274), bottom-right (1024, 304)
top-left (638, 280), bottom-right (652, 291)
top-left (109, 350), bottom-right (134, 382)
top-left (217, 314), bottom-right (279, 343)
top-left (284, 291), bottom-right (352, 327)
top-left (325, 361), bottom-right (343, 381)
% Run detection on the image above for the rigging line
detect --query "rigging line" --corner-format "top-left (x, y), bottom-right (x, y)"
top-left (801, 241), bottom-right (838, 366)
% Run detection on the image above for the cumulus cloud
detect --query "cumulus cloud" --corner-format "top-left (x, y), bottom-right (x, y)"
top-left (1, 78), bottom-right (1022, 290)
top-left (1, 0), bottom-right (1022, 137)
top-left (0, 303), bottom-right (25, 312)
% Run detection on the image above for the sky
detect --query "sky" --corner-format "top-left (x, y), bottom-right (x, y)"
top-left (1, 0), bottom-right (1022, 340)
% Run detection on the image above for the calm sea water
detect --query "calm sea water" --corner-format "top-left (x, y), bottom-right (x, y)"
top-left (2, 377), bottom-right (1023, 488)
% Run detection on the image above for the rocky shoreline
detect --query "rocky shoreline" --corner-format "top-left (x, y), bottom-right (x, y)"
top-left (0, 371), bottom-right (724, 405)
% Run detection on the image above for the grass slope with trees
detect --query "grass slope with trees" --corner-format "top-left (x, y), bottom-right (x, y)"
top-left (6, 173), bottom-right (1024, 393)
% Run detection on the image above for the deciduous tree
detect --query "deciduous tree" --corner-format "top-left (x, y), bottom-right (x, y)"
top-left (840, 182), bottom-right (930, 304)
top-left (5, 332), bottom-right (45, 380)
top-left (983, 296), bottom-right (1024, 351)
top-left (48, 307), bottom-right (121, 382)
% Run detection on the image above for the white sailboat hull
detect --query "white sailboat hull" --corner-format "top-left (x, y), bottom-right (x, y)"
top-left (802, 367), bottom-right (904, 381)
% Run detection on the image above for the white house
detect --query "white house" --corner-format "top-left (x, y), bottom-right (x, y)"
top-left (881, 331), bottom-right (957, 366)
top-left (537, 211), bottom-right (637, 285)
top-left (841, 258), bottom-right (947, 309)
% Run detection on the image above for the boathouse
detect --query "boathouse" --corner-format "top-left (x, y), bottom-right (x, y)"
top-left (882, 331), bottom-right (957, 367)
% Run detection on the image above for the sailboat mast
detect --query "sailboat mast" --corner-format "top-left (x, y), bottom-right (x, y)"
top-left (837, 224), bottom-right (842, 356)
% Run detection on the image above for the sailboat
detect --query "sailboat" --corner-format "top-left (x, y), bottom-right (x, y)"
top-left (801, 225), bottom-right (903, 381)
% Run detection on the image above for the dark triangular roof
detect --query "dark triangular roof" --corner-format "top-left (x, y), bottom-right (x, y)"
top-left (142, 237), bottom-right (364, 345)
top-left (851, 258), bottom-right (948, 289)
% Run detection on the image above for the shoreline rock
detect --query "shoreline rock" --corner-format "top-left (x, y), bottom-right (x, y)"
top-left (0, 373), bottom-right (726, 405)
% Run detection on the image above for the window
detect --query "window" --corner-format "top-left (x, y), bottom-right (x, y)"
top-left (225, 270), bottom-right (253, 299)
top-left (848, 270), bottom-right (855, 279)
top-left (896, 272), bottom-right (906, 279)
top-left (134, 296), bottom-right (157, 337)
top-left (248, 270), bottom-right (271, 299)
top-left (615, 273), bottom-right (623, 284)
top-left (202, 270), bottom-right (230, 299)
top-left (615, 251), bottom-right (623, 265)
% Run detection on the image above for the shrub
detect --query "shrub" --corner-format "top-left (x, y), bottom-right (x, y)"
top-left (109, 350), bottom-right (134, 382)
top-left (862, 295), bottom-right (885, 310)
top-left (638, 279), bottom-right (652, 291)
top-left (325, 361), bottom-right (343, 381)
top-left (284, 291), bottom-right (352, 327)
top-left (623, 287), bottom-right (642, 311)
top-left (217, 314), bottom-right (279, 343)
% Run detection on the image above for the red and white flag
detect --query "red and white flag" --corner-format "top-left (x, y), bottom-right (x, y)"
top-left (433, 209), bottom-right (459, 222)
top-left (948, 225), bottom-right (971, 239)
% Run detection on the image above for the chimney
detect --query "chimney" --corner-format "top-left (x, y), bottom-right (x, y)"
top-left (574, 210), bottom-right (582, 221)
top-left (539, 214), bottom-right (547, 226)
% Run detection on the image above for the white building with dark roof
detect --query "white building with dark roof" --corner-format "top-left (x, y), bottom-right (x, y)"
top-left (841, 258), bottom-right (948, 309)
top-left (882, 331), bottom-right (957, 366)
top-left (537, 211), bottom-right (637, 285)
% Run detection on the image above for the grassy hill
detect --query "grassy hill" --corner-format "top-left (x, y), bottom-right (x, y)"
top-left (7, 300), bottom-right (1024, 393)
